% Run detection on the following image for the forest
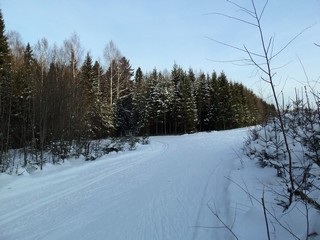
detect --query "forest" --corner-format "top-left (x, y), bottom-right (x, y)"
top-left (0, 10), bottom-right (274, 172)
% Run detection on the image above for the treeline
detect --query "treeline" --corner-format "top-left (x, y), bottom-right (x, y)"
top-left (134, 66), bottom-right (274, 135)
top-left (0, 11), bottom-right (274, 171)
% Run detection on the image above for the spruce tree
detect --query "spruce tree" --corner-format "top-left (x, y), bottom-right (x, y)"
top-left (181, 68), bottom-right (197, 133)
top-left (195, 72), bottom-right (211, 131)
top-left (145, 68), bottom-right (160, 134)
top-left (170, 64), bottom-right (184, 134)
top-left (207, 71), bottom-right (219, 130)
top-left (134, 67), bottom-right (143, 85)
top-left (132, 67), bottom-right (149, 135)
top-left (216, 72), bottom-right (233, 129)
top-left (0, 10), bottom-right (13, 171)
top-left (80, 52), bottom-right (96, 138)
top-left (14, 43), bottom-right (38, 165)
top-left (92, 60), bottom-right (111, 138)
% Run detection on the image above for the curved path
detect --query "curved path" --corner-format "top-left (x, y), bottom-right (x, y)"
top-left (0, 129), bottom-right (247, 240)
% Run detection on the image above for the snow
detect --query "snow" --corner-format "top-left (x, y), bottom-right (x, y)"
top-left (0, 128), bottom-right (319, 239)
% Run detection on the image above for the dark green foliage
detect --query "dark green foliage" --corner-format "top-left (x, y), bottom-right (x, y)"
top-left (0, 10), bottom-right (13, 171)
top-left (80, 53), bottom-right (101, 139)
top-left (194, 73), bottom-right (211, 131)
top-left (132, 67), bottom-right (149, 135)
top-left (135, 64), bottom-right (272, 135)
top-left (114, 94), bottom-right (136, 136)
top-left (180, 69), bottom-right (197, 133)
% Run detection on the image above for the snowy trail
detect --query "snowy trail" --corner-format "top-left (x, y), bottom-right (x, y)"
top-left (0, 129), bottom-right (247, 240)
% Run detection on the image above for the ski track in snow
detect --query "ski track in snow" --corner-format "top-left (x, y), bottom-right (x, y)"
top-left (0, 129), bottom-right (247, 240)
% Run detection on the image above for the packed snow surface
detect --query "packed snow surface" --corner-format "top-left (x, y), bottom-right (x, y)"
top-left (1, 128), bottom-right (318, 239)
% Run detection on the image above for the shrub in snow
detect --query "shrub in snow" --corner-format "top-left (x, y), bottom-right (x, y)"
top-left (51, 141), bottom-right (71, 163)
top-left (103, 143), bottom-right (121, 154)
top-left (244, 109), bottom-right (320, 211)
top-left (140, 135), bottom-right (150, 145)
top-left (244, 118), bottom-right (287, 176)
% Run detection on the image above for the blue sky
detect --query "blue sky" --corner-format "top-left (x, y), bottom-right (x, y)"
top-left (1, 0), bottom-right (320, 103)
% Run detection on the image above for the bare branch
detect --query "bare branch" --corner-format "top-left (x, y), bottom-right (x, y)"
top-left (262, 190), bottom-right (271, 240)
top-left (259, 0), bottom-right (269, 21)
top-left (271, 60), bottom-right (294, 71)
top-left (226, 176), bottom-right (301, 240)
top-left (297, 55), bottom-right (309, 83)
top-left (192, 225), bottom-right (226, 229)
top-left (206, 57), bottom-right (267, 68)
top-left (203, 12), bottom-right (258, 27)
top-left (205, 36), bottom-right (264, 58)
top-left (243, 45), bottom-right (269, 75)
top-left (207, 203), bottom-right (240, 240)
top-left (266, 36), bottom-right (273, 58)
top-left (226, 0), bottom-right (255, 17)
top-left (261, 76), bottom-right (269, 83)
top-left (271, 24), bottom-right (315, 61)
top-left (205, 58), bottom-right (246, 63)
top-left (270, 34), bottom-right (276, 60)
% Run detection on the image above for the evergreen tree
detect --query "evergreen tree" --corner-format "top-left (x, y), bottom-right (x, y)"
top-left (112, 57), bottom-right (134, 136)
top-left (195, 72), bottom-right (211, 131)
top-left (80, 52), bottom-right (96, 138)
top-left (0, 10), bottom-right (13, 171)
top-left (15, 44), bottom-right (38, 165)
top-left (132, 67), bottom-right (149, 135)
top-left (216, 72), bottom-right (233, 129)
top-left (170, 64), bottom-right (184, 134)
top-left (114, 93), bottom-right (135, 136)
top-left (181, 68), bottom-right (197, 133)
top-left (134, 67), bottom-right (143, 85)
top-left (207, 71), bottom-right (219, 130)
top-left (155, 72), bottom-right (173, 135)
top-left (92, 60), bottom-right (112, 138)
top-left (46, 63), bottom-right (68, 142)
top-left (92, 60), bottom-right (104, 96)
top-left (145, 69), bottom-right (160, 134)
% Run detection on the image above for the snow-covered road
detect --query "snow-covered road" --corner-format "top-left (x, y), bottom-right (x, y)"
top-left (0, 129), bottom-right (247, 240)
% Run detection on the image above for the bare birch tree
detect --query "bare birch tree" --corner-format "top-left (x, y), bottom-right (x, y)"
top-left (103, 40), bottom-right (122, 105)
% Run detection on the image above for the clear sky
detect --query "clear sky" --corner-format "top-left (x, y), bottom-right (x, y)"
top-left (1, 0), bottom-right (320, 103)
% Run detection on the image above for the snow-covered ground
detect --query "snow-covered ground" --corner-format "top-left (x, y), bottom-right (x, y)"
top-left (0, 128), bottom-right (319, 240)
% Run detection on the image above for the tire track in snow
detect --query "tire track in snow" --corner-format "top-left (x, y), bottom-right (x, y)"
top-left (0, 140), bottom-right (170, 227)
top-left (191, 159), bottom-right (222, 240)
top-left (191, 132), bottom-right (241, 240)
